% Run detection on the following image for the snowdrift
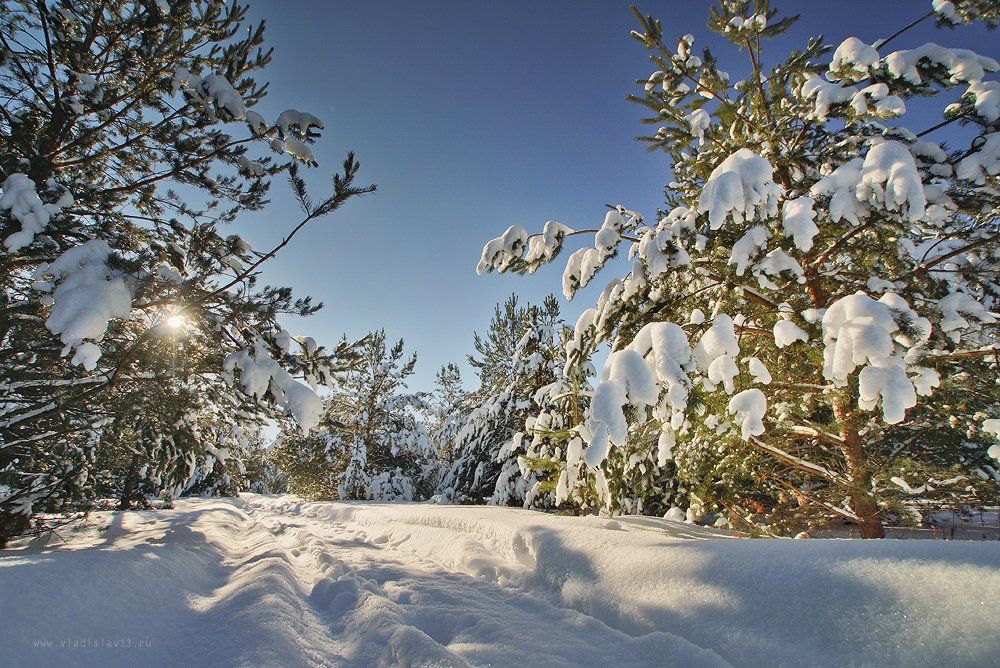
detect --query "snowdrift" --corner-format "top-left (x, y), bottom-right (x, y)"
top-left (1, 495), bottom-right (998, 667)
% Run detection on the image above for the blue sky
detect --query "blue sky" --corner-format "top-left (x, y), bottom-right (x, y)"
top-left (236, 1), bottom-right (996, 392)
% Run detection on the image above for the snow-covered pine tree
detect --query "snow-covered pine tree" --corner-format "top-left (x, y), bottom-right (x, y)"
top-left (0, 0), bottom-right (373, 544)
top-left (273, 330), bottom-right (435, 502)
top-left (427, 363), bottom-right (469, 469)
top-left (437, 295), bottom-right (563, 505)
top-left (477, 1), bottom-right (999, 537)
top-left (516, 321), bottom-right (598, 510)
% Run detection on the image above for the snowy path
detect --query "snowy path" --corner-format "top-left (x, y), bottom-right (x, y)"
top-left (2, 495), bottom-right (999, 667)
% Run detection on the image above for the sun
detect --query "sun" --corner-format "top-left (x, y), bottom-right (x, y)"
top-left (165, 314), bottom-right (185, 330)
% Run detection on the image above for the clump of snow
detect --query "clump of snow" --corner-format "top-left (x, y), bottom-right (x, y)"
top-left (956, 133), bottom-right (1000, 185)
top-left (857, 141), bottom-right (926, 220)
top-left (1, 174), bottom-right (69, 252)
top-left (35, 240), bottom-right (132, 370)
top-left (524, 220), bottom-right (572, 266)
top-left (477, 225), bottom-right (529, 274)
top-left (728, 388), bottom-right (767, 439)
top-left (984, 419), bottom-right (1000, 461)
top-left (810, 158), bottom-right (864, 224)
top-left (829, 37), bottom-right (880, 80)
top-left (747, 357), bottom-right (771, 384)
top-left (237, 156), bottom-right (265, 177)
top-left (559, 208), bottom-right (641, 298)
top-left (628, 321), bottom-right (693, 428)
top-left (884, 43), bottom-right (999, 85)
top-left (693, 314), bottom-right (740, 370)
top-left (697, 149), bottom-right (782, 230)
top-left (223, 339), bottom-right (323, 430)
top-left (281, 137), bottom-right (316, 165)
top-left (590, 349), bottom-right (658, 449)
top-left (964, 81), bottom-right (1000, 123)
top-left (245, 110), bottom-right (268, 134)
top-left (937, 292), bottom-right (996, 341)
top-left (685, 108), bottom-right (711, 144)
top-left (932, 0), bottom-right (958, 21)
top-left (707, 354), bottom-right (739, 393)
top-left (276, 109), bottom-right (324, 135)
top-left (781, 196), bottom-right (819, 252)
top-left (773, 318), bottom-right (809, 348)
top-left (754, 248), bottom-right (804, 288)
top-left (729, 225), bottom-right (770, 275)
top-left (821, 292), bottom-right (934, 423)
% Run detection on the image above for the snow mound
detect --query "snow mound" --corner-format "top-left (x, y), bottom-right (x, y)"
top-left (2, 496), bottom-right (998, 668)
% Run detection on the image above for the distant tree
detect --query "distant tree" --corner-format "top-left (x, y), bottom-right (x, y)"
top-left (427, 363), bottom-right (469, 467)
top-left (438, 295), bottom-right (563, 505)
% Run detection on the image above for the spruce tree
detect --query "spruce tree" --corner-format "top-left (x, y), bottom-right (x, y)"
top-left (477, 1), bottom-right (999, 536)
top-left (0, 0), bottom-right (373, 543)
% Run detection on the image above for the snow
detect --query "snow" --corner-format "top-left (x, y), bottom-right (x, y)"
top-left (965, 81), bottom-right (1000, 123)
top-left (858, 141), bottom-right (926, 221)
top-left (781, 196), bottom-right (819, 252)
top-left (810, 158), bottom-right (864, 224)
top-left (685, 108), bottom-right (711, 144)
top-left (693, 314), bottom-right (740, 370)
top-left (477, 225), bottom-right (529, 274)
top-left (728, 388), bottom-right (767, 439)
top-left (223, 340), bottom-right (323, 431)
top-left (245, 110), bottom-right (268, 134)
top-left (773, 318), bottom-right (809, 348)
top-left (747, 357), bottom-right (772, 384)
top-left (932, 0), bottom-right (957, 21)
top-left (938, 291), bottom-right (996, 339)
top-left (821, 292), bottom-right (936, 423)
top-left (829, 37), bottom-right (880, 78)
top-left (1, 173), bottom-right (64, 252)
top-left (523, 220), bottom-right (571, 266)
top-left (590, 349), bottom-right (658, 448)
top-left (276, 109), bottom-right (324, 135)
top-left (800, 74), bottom-right (855, 120)
top-left (884, 43), bottom-right (999, 85)
top-left (3, 495), bottom-right (999, 668)
top-left (697, 149), bottom-right (781, 230)
top-left (986, 420), bottom-right (1000, 461)
top-left (37, 240), bottom-right (132, 368)
top-left (754, 248), bottom-right (804, 287)
top-left (200, 73), bottom-right (246, 120)
top-left (728, 225), bottom-right (769, 276)
top-left (706, 354), bottom-right (739, 393)
top-left (858, 361), bottom-right (917, 424)
top-left (956, 132), bottom-right (1000, 185)
top-left (282, 137), bottom-right (317, 165)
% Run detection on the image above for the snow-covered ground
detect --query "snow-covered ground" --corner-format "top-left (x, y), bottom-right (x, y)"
top-left (2, 495), bottom-right (999, 667)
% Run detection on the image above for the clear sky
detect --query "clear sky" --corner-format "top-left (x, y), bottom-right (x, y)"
top-left (236, 0), bottom-right (996, 393)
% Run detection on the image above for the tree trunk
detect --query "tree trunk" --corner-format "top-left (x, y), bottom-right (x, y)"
top-left (834, 401), bottom-right (885, 539)
top-left (119, 453), bottom-right (140, 511)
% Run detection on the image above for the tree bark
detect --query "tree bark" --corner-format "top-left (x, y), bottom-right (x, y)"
top-left (119, 453), bottom-right (140, 511)
top-left (833, 401), bottom-right (885, 539)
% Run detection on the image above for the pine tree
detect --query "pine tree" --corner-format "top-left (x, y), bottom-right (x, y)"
top-left (437, 295), bottom-right (563, 505)
top-left (0, 0), bottom-right (373, 544)
top-left (427, 363), bottom-right (469, 468)
top-left (273, 330), bottom-right (435, 501)
top-left (477, 1), bottom-right (999, 536)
